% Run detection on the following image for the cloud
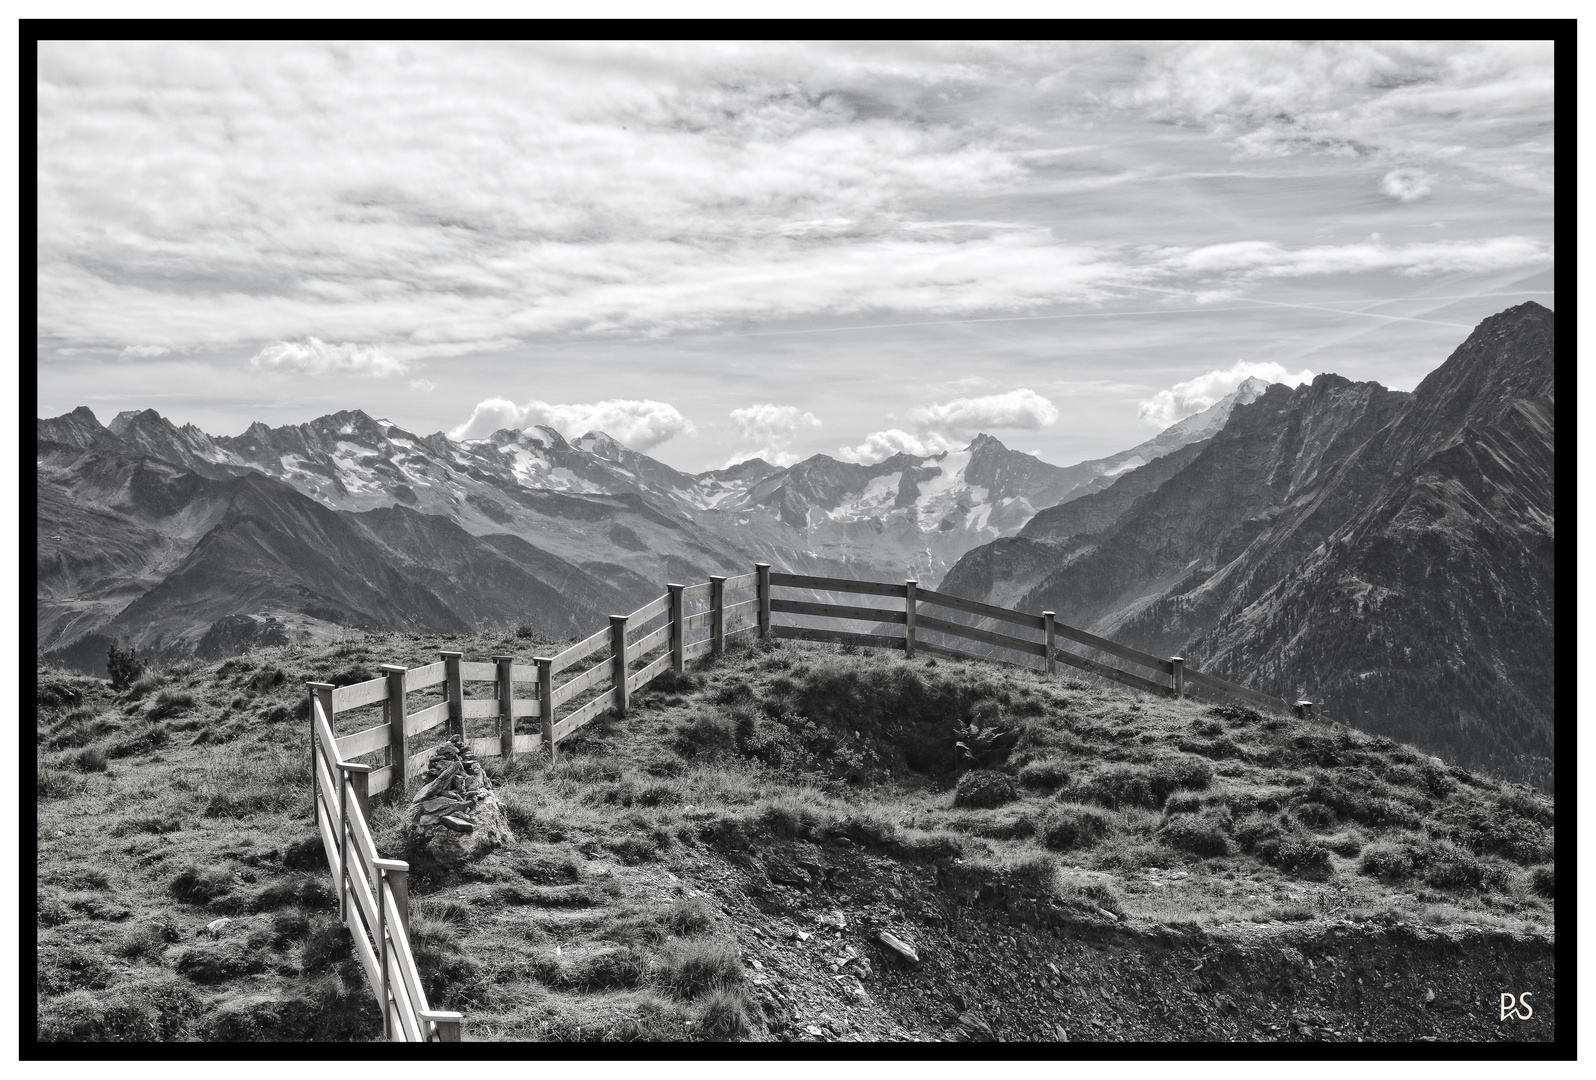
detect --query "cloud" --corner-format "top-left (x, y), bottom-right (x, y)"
top-left (836, 428), bottom-right (958, 464)
top-left (1147, 237), bottom-right (1550, 284)
top-left (726, 403), bottom-right (821, 467)
top-left (907, 388), bottom-right (1058, 433)
top-left (1381, 168), bottom-right (1436, 202)
top-left (840, 388), bottom-right (1058, 463)
top-left (1137, 361), bottom-right (1315, 428)
top-left (409, 378), bottom-right (438, 393)
top-left (119, 344), bottom-right (169, 358)
top-left (449, 397), bottom-right (695, 451)
top-left (249, 337), bottom-right (406, 377)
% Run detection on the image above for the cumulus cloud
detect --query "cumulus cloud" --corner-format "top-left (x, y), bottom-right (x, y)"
top-left (1137, 361), bottom-right (1315, 428)
top-left (409, 378), bottom-right (438, 393)
top-left (725, 403), bottom-right (821, 467)
top-left (907, 388), bottom-right (1059, 433)
top-left (449, 397), bottom-right (695, 452)
top-left (836, 428), bottom-right (959, 464)
top-left (250, 337), bottom-right (406, 377)
top-left (1381, 167), bottom-right (1436, 202)
top-left (840, 388), bottom-right (1058, 464)
top-left (119, 344), bottom-right (169, 358)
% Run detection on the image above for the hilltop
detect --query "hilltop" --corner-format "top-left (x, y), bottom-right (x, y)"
top-left (37, 632), bottom-right (1554, 1043)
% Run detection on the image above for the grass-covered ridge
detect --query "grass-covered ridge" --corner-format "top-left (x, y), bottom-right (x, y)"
top-left (36, 629), bottom-right (1555, 1042)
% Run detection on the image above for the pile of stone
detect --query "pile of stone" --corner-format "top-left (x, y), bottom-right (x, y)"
top-left (404, 735), bottom-right (512, 865)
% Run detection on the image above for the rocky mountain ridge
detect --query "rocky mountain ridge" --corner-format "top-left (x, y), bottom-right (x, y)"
top-left (941, 303), bottom-right (1556, 788)
top-left (38, 385), bottom-right (1254, 673)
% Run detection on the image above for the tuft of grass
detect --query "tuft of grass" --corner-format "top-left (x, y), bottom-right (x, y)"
top-left (695, 987), bottom-right (751, 1040)
top-left (654, 937), bottom-right (744, 999)
top-left (664, 895), bottom-right (716, 937)
top-left (74, 746), bottom-right (109, 773)
top-left (1017, 756), bottom-right (1071, 791)
top-left (169, 864), bottom-right (234, 905)
top-left (1158, 812), bottom-right (1230, 857)
top-left (146, 688), bottom-right (196, 721)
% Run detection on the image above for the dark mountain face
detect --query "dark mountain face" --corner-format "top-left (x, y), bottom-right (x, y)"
top-left (1188, 302), bottom-right (1556, 788)
top-left (941, 303), bottom-right (1556, 787)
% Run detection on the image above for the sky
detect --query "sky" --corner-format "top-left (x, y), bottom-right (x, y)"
top-left (35, 39), bottom-right (1556, 473)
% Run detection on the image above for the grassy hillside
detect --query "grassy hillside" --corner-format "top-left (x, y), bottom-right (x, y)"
top-left (36, 630), bottom-right (1555, 1042)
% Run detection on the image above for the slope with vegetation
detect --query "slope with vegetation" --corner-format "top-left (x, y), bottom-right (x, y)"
top-left (36, 631), bottom-right (1554, 1043)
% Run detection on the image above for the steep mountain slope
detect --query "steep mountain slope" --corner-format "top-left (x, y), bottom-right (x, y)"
top-left (1187, 303), bottom-right (1555, 788)
top-left (941, 303), bottom-right (1555, 787)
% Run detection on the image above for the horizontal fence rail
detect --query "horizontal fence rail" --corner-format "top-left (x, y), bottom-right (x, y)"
top-left (310, 562), bottom-right (1316, 1040)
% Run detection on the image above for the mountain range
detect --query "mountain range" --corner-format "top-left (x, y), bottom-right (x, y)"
top-left (941, 302), bottom-right (1555, 789)
top-left (36, 305), bottom-right (1553, 786)
top-left (37, 379), bottom-right (1260, 674)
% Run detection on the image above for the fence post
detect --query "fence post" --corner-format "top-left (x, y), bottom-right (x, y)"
top-left (1170, 657), bottom-right (1184, 699)
top-left (668, 584), bottom-right (686, 674)
top-left (420, 1010), bottom-right (464, 1042)
top-left (379, 664), bottom-right (408, 793)
top-left (376, 866), bottom-right (391, 1039)
top-left (1043, 613), bottom-right (1056, 676)
top-left (438, 651), bottom-right (464, 741)
top-left (610, 616), bottom-right (630, 715)
top-left (307, 683), bottom-right (321, 823)
top-left (710, 576), bottom-right (726, 655)
top-left (534, 657), bottom-right (556, 763)
top-left (904, 579), bottom-right (918, 658)
top-left (375, 858), bottom-right (409, 936)
top-left (756, 563), bottom-right (771, 639)
top-left (347, 768), bottom-right (371, 824)
top-left (492, 655), bottom-right (515, 763)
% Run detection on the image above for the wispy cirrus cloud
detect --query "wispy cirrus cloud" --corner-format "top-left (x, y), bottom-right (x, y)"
top-left (249, 337), bottom-right (406, 377)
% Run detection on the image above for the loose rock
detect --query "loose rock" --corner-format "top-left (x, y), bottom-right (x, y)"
top-left (878, 930), bottom-right (919, 964)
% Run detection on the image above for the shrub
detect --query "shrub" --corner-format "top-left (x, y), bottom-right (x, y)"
top-left (1233, 814), bottom-right (1332, 877)
top-left (1037, 805), bottom-right (1112, 851)
top-left (74, 746), bottom-right (109, 773)
top-left (106, 642), bottom-right (145, 692)
top-left (655, 938), bottom-right (744, 999)
top-left (673, 712), bottom-right (737, 759)
top-left (1293, 801), bottom-right (1338, 830)
top-left (696, 987), bottom-right (752, 1039)
top-left (1358, 843), bottom-right (1415, 882)
top-left (1530, 864), bottom-right (1554, 899)
top-left (1421, 840), bottom-right (1488, 891)
top-left (953, 769), bottom-right (1018, 809)
top-left (1159, 813), bottom-right (1230, 857)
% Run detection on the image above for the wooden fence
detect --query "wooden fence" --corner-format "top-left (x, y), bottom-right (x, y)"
top-left (307, 563), bottom-right (1314, 1041)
